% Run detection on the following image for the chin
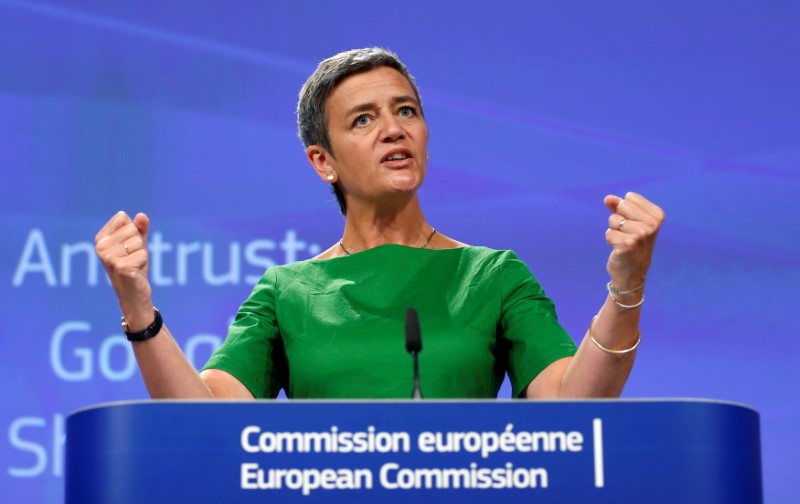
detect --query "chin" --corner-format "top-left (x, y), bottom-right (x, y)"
top-left (388, 179), bottom-right (422, 194)
top-left (388, 170), bottom-right (424, 192)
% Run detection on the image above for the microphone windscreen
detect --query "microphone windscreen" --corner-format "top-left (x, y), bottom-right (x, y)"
top-left (405, 307), bottom-right (422, 354)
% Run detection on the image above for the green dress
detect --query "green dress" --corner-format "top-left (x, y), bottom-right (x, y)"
top-left (202, 245), bottom-right (577, 399)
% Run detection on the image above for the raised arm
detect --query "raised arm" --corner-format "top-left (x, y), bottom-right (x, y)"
top-left (95, 211), bottom-right (253, 399)
top-left (526, 192), bottom-right (665, 398)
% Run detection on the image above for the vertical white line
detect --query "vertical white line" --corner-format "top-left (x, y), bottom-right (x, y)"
top-left (593, 418), bottom-right (605, 488)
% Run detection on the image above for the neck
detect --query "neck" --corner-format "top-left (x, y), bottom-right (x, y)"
top-left (341, 195), bottom-right (432, 253)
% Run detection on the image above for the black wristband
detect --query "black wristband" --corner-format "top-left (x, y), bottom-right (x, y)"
top-left (122, 307), bottom-right (163, 342)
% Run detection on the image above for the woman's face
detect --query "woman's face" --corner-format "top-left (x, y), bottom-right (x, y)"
top-left (321, 66), bottom-right (429, 208)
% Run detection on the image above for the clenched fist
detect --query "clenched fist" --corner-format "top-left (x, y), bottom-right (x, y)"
top-left (95, 211), bottom-right (154, 331)
top-left (604, 192), bottom-right (665, 292)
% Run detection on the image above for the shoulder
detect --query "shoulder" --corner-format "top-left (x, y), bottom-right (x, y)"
top-left (454, 245), bottom-right (525, 269)
top-left (452, 247), bottom-right (543, 296)
top-left (424, 246), bottom-right (531, 287)
top-left (310, 242), bottom-right (344, 261)
top-left (428, 232), bottom-right (467, 250)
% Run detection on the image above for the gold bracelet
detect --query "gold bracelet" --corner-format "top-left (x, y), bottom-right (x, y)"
top-left (588, 316), bottom-right (640, 354)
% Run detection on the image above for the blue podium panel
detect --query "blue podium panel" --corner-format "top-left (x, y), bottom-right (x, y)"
top-left (65, 400), bottom-right (761, 503)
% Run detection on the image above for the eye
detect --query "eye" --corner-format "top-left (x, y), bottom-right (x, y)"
top-left (398, 106), bottom-right (416, 118)
top-left (353, 114), bottom-right (371, 127)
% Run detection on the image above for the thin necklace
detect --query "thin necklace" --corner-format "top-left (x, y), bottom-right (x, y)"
top-left (339, 228), bottom-right (437, 256)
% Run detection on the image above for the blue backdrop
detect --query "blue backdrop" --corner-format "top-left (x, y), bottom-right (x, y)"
top-left (1, 1), bottom-right (797, 502)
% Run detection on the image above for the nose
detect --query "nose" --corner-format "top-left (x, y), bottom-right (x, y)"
top-left (381, 115), bottom-right (405, 142)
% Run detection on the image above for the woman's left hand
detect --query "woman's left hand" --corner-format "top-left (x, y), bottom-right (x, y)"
top-left (604, 192), bottom-right (665, 290)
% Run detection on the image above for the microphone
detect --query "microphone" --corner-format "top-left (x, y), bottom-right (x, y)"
top-left (405, 307), bottom-right (423, 399)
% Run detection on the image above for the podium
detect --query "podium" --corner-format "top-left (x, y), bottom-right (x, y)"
top-left (65, 399), bottom-right (762, 503)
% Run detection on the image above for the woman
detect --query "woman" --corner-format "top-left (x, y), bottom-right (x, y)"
top-left (95, 48), bottom-right (664, 400)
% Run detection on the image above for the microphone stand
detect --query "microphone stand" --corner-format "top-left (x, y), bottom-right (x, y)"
top-left (411, 349), bottom-right (422, 399)
top-left (405, 307), bottom-right (423, 400)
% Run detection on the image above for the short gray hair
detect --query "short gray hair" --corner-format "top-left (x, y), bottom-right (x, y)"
top-left (297, 47), bottom-right (424, 215)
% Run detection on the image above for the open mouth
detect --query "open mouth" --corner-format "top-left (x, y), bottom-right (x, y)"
top-left (381, 149), bottom-right (412, 162)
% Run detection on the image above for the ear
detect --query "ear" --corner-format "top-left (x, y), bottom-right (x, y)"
top-left (306, 145), bottom-right (337, 183)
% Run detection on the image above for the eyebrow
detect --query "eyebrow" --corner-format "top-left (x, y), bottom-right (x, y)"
top-left (344, 95), bottom-right (418, 118)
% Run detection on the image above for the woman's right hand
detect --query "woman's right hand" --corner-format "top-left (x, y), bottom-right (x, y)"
top-left (95, 211), bottom-right (154, 330)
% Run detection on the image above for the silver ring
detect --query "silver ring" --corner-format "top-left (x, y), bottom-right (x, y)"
top-left (123, 242), bottom-right (129, 255)
top-left (618, 218), bottom-right (627, 231)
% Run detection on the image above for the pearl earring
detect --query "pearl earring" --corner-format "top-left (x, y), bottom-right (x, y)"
top-left (326, 173), bottom-right (336, 182)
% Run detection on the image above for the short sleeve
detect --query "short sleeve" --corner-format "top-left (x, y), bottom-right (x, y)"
top-left (201, 267), bottom-right (286, 398)
top-left (497, 252), bottom-right (577, 397)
